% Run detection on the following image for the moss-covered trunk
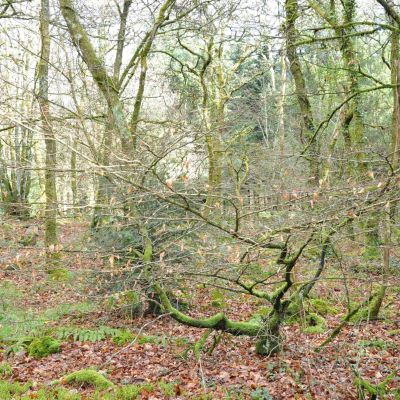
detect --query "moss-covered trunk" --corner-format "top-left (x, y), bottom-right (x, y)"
top-left (285, 0), bottom-right (319, 183)
top-left (38, 0), bottom-right (58, 257)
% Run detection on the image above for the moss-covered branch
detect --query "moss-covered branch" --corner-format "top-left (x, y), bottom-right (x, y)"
top-left (154, 284), bottom-right (261, 336)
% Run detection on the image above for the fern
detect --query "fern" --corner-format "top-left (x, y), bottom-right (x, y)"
top-left (56, 326), bottom-right (122, 343)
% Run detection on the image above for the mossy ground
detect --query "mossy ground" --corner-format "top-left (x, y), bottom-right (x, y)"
top-left (0, 378), bottom-right (183, 400)
top-left (28, 337), bottom-right (61, 358)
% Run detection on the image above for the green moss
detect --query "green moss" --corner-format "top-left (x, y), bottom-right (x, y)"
top-left (0, 363), bottom-right (12, 378)
top-left (210, 289), bottom-right (226, 309)
top-left (158, 380), bottom-right (176, 398)
top-left (257, 306), bottom-right (272, 316)
top-left (191, 395), bottom-right (213, 400)
top-left (248, 306), bottom-right (272, 325)
top-left (0, 380), bottom-right (31, 399)
top-left (350, 286), bottom-right (386, 322)
top-left (303, 313), bottom-right (327, 334)
top-left (112, 385), bottom-right (143, 399)
top-left (285, 298), bottom-right (302, 324)
top-left (355, 372), bottom-right (397, 399)
top-left (28, 336), bottom-right (60, 358)
top-left (62, 369), bottom-right (114, 389)
top-left (248, 313), bottom-right (263, 324)
top-left (255, 314), bottom-right (281, 356)
top-left (0, 380), bottom-right (85, 399)
top-left (48, 268), bottom-right (73, 281)
top-left (95, 383), bottom-right (154, 400)
top-left (309, 298), bottom-right (338, 316)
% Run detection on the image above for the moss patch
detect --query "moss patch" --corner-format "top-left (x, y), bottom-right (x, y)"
top-left (0, 363), bottom-right (12, 378)
top-left (48, 268), bottom-right (72, 281)
top-left (0, 380), bottom-right (32, 399)
top-left (28, 336), bottom-right (60, 358)
top-left (62, 369), bottom-right (114, 389)
top-left (303, 313), bottom-right (327, 334)
top-left (309, 298), bottom-right (339, 316)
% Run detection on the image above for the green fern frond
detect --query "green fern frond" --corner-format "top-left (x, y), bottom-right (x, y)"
top-left (56, 326), bottom-right (123, 343)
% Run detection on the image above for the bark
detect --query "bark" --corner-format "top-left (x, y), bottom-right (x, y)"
top-left (200, 38), bottom-right (225, 208)
top-left (113, 0), bottom-right (132, 83)
top-left (59, 0), bottom-right (132, 153)
top-left (277, 45), bottom-right (287, 159)
top-left (38, 0), bottom-right (58, 250)
top-left (129, 0), bottom-right (174, 147)
top-left (70, 138), bottom-right (78, 212)
top-left (340, 0), bottom-right (366, 171)
top-left (308, 0), bottom-right (366, 172)
top-left (285, 0), bottom-right (319, 183)
top-left (390, 25), bottom-right (400, 172)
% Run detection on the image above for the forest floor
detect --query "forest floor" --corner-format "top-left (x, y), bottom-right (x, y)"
top-left (0, 220), bottom-right (399, 399)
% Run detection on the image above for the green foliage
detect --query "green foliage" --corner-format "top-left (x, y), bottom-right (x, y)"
top-left (190, 394), bottom-right (213, 400)
top-left (137, 334), bottom-right (162, 345)
top-left (57, 326), bottom-right (121, 343)
top-left (250, 387), bottom-right (273, 400)
top-left (193, 330), bottom-right (211, 360)
top-left (0, 363), bottom-right (12, 378)
top-left (28, 336), bottom-right (60, 358)
top-left (4, 337), bottom-right (32, 356)
top-left (112, 330), bottom-right (134, 346)
top-left (23, 387), bottom-right (81, 400)
top-left (0, 380), bottom-right (31, 400)
top-left (248, 313), bottom-right (263, 324)
top-left (0, 283), bottom-right (95, 345)
top-left (358, 339), bottom-right (396, 350)
top-left (62, 369), bottom-right (114, 389)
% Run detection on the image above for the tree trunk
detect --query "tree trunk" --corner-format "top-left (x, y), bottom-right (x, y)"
top-left (38, 0), bottom-right (58, 256)
top-left (59, 0), bottom-right (133, 155)
top-left (285, 0), bottom-right (319, 183)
